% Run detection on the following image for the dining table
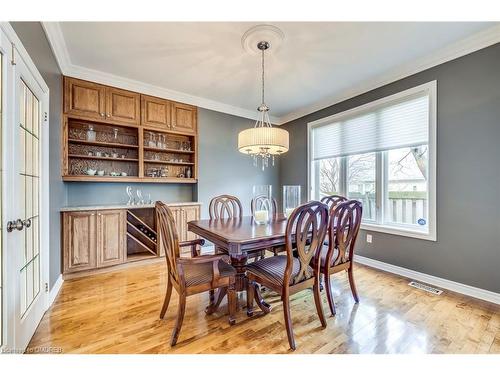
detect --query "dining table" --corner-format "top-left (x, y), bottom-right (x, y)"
top-left (187, 214), bottom-right (291, 314)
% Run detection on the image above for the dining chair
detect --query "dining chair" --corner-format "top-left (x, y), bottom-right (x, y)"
top-left (209, 194), bottom-right (243, 220)
top-left (320, 194), bottom-right (348, 210)
top-left (246, 201), bottom-right (329, 350)
top-left (156, 201), bottom-right (237, 346)
top-left (318, 199), bottom-right (362, 316)
top-left (250, 195), bottom-right (283, 258)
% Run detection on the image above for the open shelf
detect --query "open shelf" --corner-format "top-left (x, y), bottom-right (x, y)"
top-left (68, 154), bottom-right (139, 162)
top-left (143, 146), bottom-right (194, 154)
top-left (68, 138), bottom-right (139, 149)
top-left (143, 160), bottom-right (195, 166)
top-left (126, 250), bottom-right (158, 263)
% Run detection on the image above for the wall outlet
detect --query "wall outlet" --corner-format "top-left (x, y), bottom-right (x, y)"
top-left (366, 234), bottom-right (373, 243)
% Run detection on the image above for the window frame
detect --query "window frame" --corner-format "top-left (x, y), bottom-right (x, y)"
top-left (307, 81), bottom-right (437, 241)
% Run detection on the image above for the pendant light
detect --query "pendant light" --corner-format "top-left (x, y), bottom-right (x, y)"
top-left (238, 40), bottom-right (289, 171)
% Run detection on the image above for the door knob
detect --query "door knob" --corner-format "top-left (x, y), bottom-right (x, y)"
top-left (6, 218), bottom-right (31, 232)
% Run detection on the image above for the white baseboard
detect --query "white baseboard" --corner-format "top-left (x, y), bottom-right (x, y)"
top-left (355, 255), bottom-right (500, 305)
top-left (48, 274), bottom-right (64, 307)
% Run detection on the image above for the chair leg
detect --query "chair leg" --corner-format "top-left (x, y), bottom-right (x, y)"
top-left (325, 273), bottom-right (336, 316)
top-left (313, 276), bottom-right (327, 328)
top-left (348, 266), bottom-right (360, 303)
top-left (160, 279), bottom-right (173, 319)
top-left (170, 293), bottom-right (186, 346)
top-left (246, 280), bottom-right (255, 317)
top-left (282, 293), bottom-right (296, 351)
top-left (209, 289), bottom-right (215, 305)
top-left (227, 283), bottom-right (236, 325)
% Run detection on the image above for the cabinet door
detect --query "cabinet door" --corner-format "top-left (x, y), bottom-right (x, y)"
top-left (106, 87), bottom-right (141, 125)
top-left (171, 102), bottom-right (197, 134)
top-left (97, 210), bottom-right (126, 268)
top-left (183, 205), bottom-right (200, 241)
top-left (64, 77), bottom-right (106, 119)
top-left (141, 95), bottom-right (171, 130)
top-left (63, 211), bottom-right (97, 273)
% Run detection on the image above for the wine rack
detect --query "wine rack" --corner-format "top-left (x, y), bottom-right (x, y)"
top-left (126, 209), bottom-right (158, 261)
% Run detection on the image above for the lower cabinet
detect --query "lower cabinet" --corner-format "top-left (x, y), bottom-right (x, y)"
top-left (97, 210), bottom-right (126, 267)
top-left (63, 209), bottom-right (125, 274)
top-left (63, 211), bottom-right (97, 273)
top-left (62, 203), bottom-right (200, 277)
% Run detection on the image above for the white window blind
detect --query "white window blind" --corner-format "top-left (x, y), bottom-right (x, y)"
top-left (312, 93), bottom-right (429, 160)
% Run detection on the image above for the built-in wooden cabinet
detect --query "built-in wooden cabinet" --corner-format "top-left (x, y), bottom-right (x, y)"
top-left (63, 211), bottom-right (97, 273)
top-left (106, 87), bottom-right (141, 125)
top-left (64, 78), bottom-right (106, 120)
top-left (62, 203), bottom-right (201, 278)
top-left (97, 210), bottom-right (126, 267)
top-left (62, 76), bottom-right (198, 183)
top-left (171, 102), bottom-right (197, 135)
top-left (141, 95), bottom-right (171, 130)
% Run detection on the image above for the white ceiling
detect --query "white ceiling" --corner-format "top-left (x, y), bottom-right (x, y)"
top-left (45, 22), bottom-right (499, 123)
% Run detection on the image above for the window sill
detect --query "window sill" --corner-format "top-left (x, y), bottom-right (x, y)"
top-left (360, 223), bottom-right (436, 241)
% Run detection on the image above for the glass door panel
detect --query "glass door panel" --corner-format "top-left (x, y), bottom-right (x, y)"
top-left (19, 80), bottom-right (40, 317)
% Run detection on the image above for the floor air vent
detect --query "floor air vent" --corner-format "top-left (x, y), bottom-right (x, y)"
top-left (408, 281), bottom-right (443, 295)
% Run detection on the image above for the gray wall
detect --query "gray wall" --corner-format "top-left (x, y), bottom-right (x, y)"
top-left (196, 108), bottom-right (280, 219)
top-left (280, 42), bottom-right (500, 293)
top-left (11, 22), bottom-right (66, 288)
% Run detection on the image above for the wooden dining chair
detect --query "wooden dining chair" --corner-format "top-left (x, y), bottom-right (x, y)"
top-left (250, 195), bottom-right (282, 258)
top-left (156, 201), bottom-right (237, 346)
top-left (318, 199), bottom-right (362, 316)
top-left (209, 194), bottom-right (243, 220)
top-left (320, 195), bottom-right (348, 210)
top-left (246, 201), bottom-right (329, 350)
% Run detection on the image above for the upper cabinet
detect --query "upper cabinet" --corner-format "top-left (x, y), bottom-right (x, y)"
top-left (106, 87), bottom-right (141, 125)
top-left (64, 77), bottom-right (106, 120)
top-left (64, 77), bottom-right (140, 125)
top-left (141, 95), bottom-right (171, 130)
top-left (171, 102), bottom-right (197, 135)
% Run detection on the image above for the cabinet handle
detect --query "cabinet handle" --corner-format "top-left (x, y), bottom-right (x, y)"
top-left (91, 213), bottom-right (95, 216)
top-left (100, 113), bottom-right (105, 117)
top-left (106, 114), bottom-right (111, 118)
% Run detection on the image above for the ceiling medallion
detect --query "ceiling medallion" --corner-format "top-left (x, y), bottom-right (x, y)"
top-left (238, 26), bottom-right (289, 171)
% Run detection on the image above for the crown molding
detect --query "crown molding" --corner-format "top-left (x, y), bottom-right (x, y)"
top-left (42, 22), bottom-right (500, 126)
top-left (276, 24), bottom-right (500, 125)
top-left (41, 21), bottom-right (277, 123)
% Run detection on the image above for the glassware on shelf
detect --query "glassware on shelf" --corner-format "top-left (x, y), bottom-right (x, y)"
top-left (146, 193), bottom-right (152, 205)
top-left (136, 189), bottom-right (145, 205)
top-left (252, 185), bottom-right (272, 225)
top-left (126, 186), bottom-right (135, 205)
top-left (147, 132), bottom-right (156, 148)
top-left (86, 125), bottom-right (96, 142)
top-left (283, 185), bottom-right (301, 218)
top-left (113, 128), bottom-right (119, 142)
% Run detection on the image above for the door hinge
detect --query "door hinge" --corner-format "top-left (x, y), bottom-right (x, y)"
top-left (11, 42), bottom-right (16, 65)
top-left (44, 112), bottom-right (48, 122)
top-left (45, 283), bottom-right (49, 293)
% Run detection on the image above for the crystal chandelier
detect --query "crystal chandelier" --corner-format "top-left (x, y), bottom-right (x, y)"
top-left (238, 41), bottom-right (289, 171)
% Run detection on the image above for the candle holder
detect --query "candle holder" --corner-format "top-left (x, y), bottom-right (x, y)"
top-left (252, 185), bottom-right (272, 225)
top-left (283, 185), bottom-right (301, 218)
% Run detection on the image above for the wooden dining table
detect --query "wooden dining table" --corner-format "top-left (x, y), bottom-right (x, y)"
top-left (187, 214), bottom-right (290, 313)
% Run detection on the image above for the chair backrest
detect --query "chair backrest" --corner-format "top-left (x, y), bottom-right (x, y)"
top-left (156, 201), bottom-right (180, 282)
top-left (251, 195), bottom-right (278, 218)
top-left (284, 201), bottom-right (329, 285)
top-left (326, 200), bottom-right (363, 266)
top-left (209, 195), bottom-right (243, 219)
top-left (321, 195), bottom-right (348, 211)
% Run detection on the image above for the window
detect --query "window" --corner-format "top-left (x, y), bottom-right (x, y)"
top-left (308, 81), bottom-right (436, 240)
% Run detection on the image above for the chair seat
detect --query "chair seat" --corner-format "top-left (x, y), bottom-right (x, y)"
top-left (183, 260), bottom-right (236, 287)
top-left (246, 255), bottom-right (314, 286)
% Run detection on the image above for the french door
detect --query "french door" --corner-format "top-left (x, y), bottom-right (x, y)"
top-left (1, 24), bottom-right (49, 352)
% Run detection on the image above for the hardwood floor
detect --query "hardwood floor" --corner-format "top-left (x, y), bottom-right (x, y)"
top-left (27, 260), bottom-right (500, 354)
